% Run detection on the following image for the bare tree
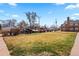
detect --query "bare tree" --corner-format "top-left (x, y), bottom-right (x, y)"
top-left (31, 12), bottom-right (37, 28)
top-left (8, 19), bottom-right (16, 27)
top-left (17, 20), bottom-right (28, 31)
top-left (25, 12), bottom-right (39, 29)
top-left (0, 19), bottom-right (16, 28)
top-left (25, 12), bottom-right (32, 29)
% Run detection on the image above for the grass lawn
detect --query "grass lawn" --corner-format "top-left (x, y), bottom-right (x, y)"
top-left (4, 32), bottom-right (76, 56)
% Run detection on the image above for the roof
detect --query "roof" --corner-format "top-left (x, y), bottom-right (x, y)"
top-left (1, 27), bottom-right (16, 31)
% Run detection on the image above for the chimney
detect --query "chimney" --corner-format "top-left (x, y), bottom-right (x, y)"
top-left (67, 17), bottom-right (70, 21)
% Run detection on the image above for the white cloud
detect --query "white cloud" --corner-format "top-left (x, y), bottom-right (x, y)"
top-left (71, 17), bottom-right (76, 19)
top-left (12, 14), bottom-right (19, 18)
top-left (48, 11), bottom-right (53, 14)
top-left (0, 10), bottom-right (4, 13)
top-left (8, 3), bottom-right (17, 6)
top-left (55, 3), bottom-right (65, 5)
top-left (73, 13), bottom-right (79, 16)
top-left (65, 4), bottom-right (79, 9)
top-left (70, 13), bottom-right (79, 19)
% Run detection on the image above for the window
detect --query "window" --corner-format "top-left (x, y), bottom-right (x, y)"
top-left (75, 23), bottom-right (78, 26)
top-left (70, 22), bottom-right (73, 26)
top-left (75, 28), bottom-right (78, 30)
top-left (70, 28), bottom-right (73, 30)
top-left (63, 28), bottom-right (65, 30)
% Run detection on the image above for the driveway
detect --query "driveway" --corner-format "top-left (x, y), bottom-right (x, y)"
top-left (0, 34), bottom-right (10, 56)
top-left (71, 33), bottom-right (79, 56)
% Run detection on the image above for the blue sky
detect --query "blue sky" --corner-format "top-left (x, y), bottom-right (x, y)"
top-left (0, 3), bottom-right (79, 27)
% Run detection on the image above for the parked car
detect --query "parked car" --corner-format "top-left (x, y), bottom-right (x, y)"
top-left (20, 28), bottom-right (33, 34)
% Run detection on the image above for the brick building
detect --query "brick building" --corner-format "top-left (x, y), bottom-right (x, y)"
top-left (61, 17), bottom-right (79, 32)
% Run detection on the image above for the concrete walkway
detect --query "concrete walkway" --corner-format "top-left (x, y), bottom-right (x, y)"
top-left (71, 33), bottom-right (79, 56)
top-left (0, 34), bottom-right (10, 56)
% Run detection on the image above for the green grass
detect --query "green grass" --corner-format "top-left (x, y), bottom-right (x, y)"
top-left (4, 32), bottom-right (76, 56)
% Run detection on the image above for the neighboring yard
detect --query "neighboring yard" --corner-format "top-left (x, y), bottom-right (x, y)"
top-left (4, 32), bottom-right (76, 56)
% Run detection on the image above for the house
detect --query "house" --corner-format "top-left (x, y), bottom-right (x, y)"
top-left (61, 17), bottom-right (79, 32)
top-left (0, 22), bottom-right (20, 36)
top-left (0, 27), bottom-right (20, 36)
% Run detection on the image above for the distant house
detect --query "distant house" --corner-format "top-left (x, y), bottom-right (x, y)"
top-left (61, 17), bottom-right (79, 32)
top-left (0, 26), bottom-right (20, 36)
top-left (0, 23), bottom-right (19, 36)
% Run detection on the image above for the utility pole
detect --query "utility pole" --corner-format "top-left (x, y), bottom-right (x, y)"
top-left (38, 16), bottom-right (40, 28)
top-left (55, 18), bottom-right (57, 31)
top-left (37, 16), bottom-right (40, 29)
